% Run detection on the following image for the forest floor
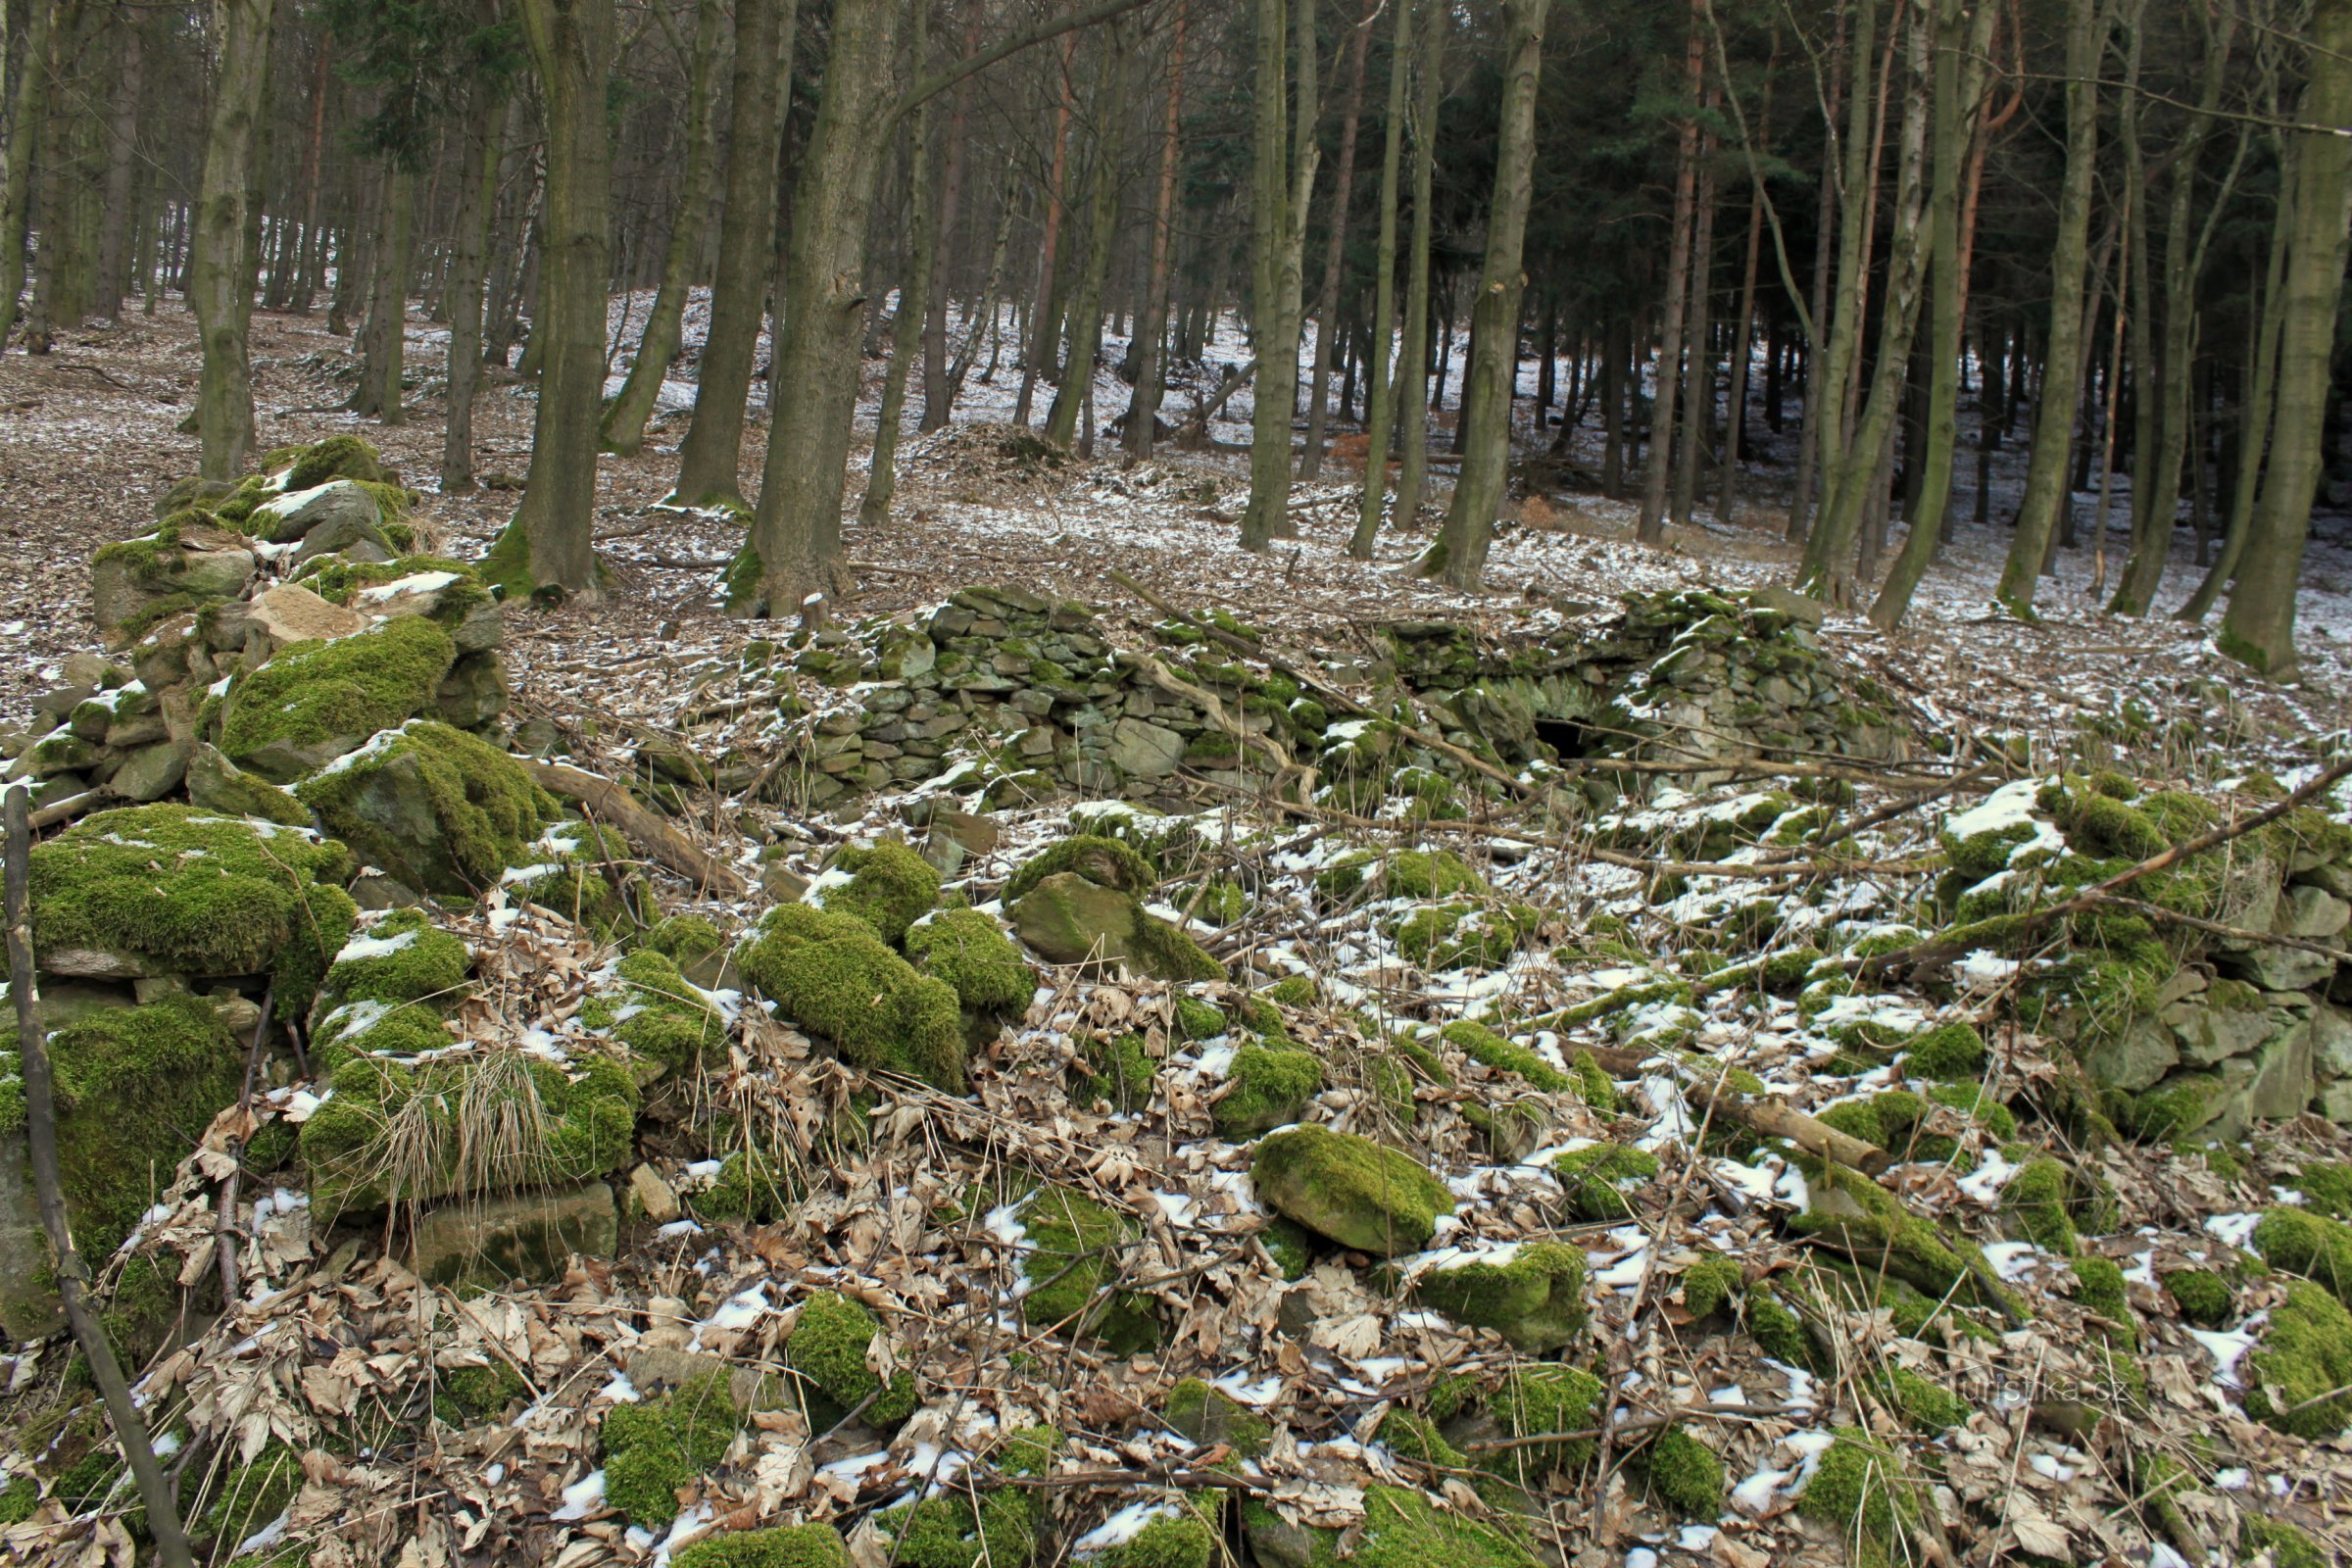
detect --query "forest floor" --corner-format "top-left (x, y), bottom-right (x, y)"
top-left (8, 303), bottom-right (2352, 1568)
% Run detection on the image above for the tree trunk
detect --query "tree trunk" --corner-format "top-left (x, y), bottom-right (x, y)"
top-left (359, 167), bottom-right (417, 424)
top-left (190, 0), bottom-right (275, 478)
top-left (1788, 8), bottom-right (1844, 541)
top-left (1045, 23), bottom-right (1137, 450)
top-left (736, 0), bottom-right (904, 613)
top-left (1801, 0), bottom-right (1879, 551)
top-left (1601, 316), bottom-right (1627, 495)
top-left (1013, 36), bottom-right (1078, 428)
top-left (1348, 0), bottom-right (1414, 556)
top-left (0, 0), bottom-right (59, 350)
top-left (1637, 0), bottom-right (1705, 544)
top-left (1871, 0), bottom-right (1999, 628)
top-left (1721, 76), bottom-right (1768, 524)
top-left (1799, 0), bottom-right (1930, 602)
top-left (1994, 0), bottom-right (2108, 613)
top-left (603, 0), bottom-right (723, 455)
top-left (1300, 0), bottom-right (1375, 480)
top-left (442, 70), bottom-right (509, 493)
top-left (671, 0), bottom-right (797, 508)
top-left (1123, 0), bottom-right (1190, 464)
top-left (1393, 6), bottom-right (1445, 524)
top-left (859, 0), bottom-right (936, 525)
top-left (92, 13), bottom-right (142, 321)
top-left (1238, 0), bottom-right (1320, 552)
top-left (2219, 0), bottom-right (2352, 677)
top-left (1433, 0), bottom-right (1545, 590)
top-left (1671, 114), bottom-right (1718, 527)
top-left (491, 0), bottom-right (615, 598)
top-left (2180, 175), bottom-right (2291, 621)
top-left (919, 8), bottom-right (980, 430)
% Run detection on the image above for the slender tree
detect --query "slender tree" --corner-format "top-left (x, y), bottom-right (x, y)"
top-left (191, 0), bottom-right (277, 478)
top-left (1045, 22), bottom-right (1137, 450)
top-left (1348, 0), bottom-right (1413, 557)
top-left (1122, 0), bottom-right (1191, 462)
top-left (861, 0), bottom-right (937, 524)
top-left (1391, 0), bottom-right (1444, 525)
top-left (1638, 0), bottom-right (1706, 544)
top-left (1299, 0), bottom-right (1375, 479)
top-left (1238, 0), bottom-right (1320, 552)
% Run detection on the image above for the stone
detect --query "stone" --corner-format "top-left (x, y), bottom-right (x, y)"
top-left (33, 979), bottom-right (137, 1030)
top-left (350, 872), bottom-right (422, 910)
top-left (409, 1183), bottom-right (618, 1289)
top-left (2313, 1003), bottom-right (2352, 1078)
top-left (2222, 942), bottom-right (2335, 994)
top-left (259, 479), bottom-right (382, 544)
top-left (2248, 1019), bottom-right (2316, 1120)
top-left (90, 532), bottom-right (257, 646)
top-left (106, 738), bottom-right (190, 803)
top-left (629, 1163), bottom-right (681, 1224)
top-left (1108, 717), bottom-right (1185, 778)
top-left (1750, 584), bottom-right (1828, 627)
top-left (2084, 1016), bottom-right (2179, 1093)
top-left (184, 743), bottom-right (313, 826)
top-left (290, 507), bottom-right (394, 569)
top-left (1250, 1125), bottom-right (1454, 1256)
top-left (246, 583), bottom-right (369, 647)
top-left (1012, 872), bottom-right (1140, 966)
top-left (2170, 1002), bottom-right (2278, 1066)
top-left (434, 652), bottom-right (511, 729)
top-left (2280, 884), bottom-right (2352, 940)
top-left (761, 862), bottom-right (811, 903)
top-left (2318, 1079), bottom-right (2352, 1122)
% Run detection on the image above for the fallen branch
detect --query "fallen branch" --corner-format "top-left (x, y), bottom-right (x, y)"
top-left (1568, 1041), bottom-right (1890, 1175)
top-left (5, 785), bottom-right (198, 1567)
top-left (525, 761), bottom-right (748, 899)
top-left (215, 984), bottom-right (276, 1301)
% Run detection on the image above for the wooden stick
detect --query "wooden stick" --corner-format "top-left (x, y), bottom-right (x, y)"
top-left (4, 785), bottom-right (197, 1568)
top-left (1571, 1041), bottom-right (1890, 1174)
top-left (216, 984), bottom-right (275, 1302)
top-left (525, 761), bottom-right (749, 899)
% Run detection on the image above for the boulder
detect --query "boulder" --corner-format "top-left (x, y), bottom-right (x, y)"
top-left (409, 1183), bottom-right (618, 1289)
top-left (1010, 871), bottom-right (1224, 981)
top-left (106, 738), bottom-right (189, 803)
top-left (247, 583), bottom-right (369, 647)
top-left (256, 479), bottom-right (381, 544)
top-left (184, 742), bottom-right (314, 826)
top-left (1750, 583), bottom-right (1829, 627)
top-left (434, 652), bottom-right (511, 729)
top-left (90, 526), bottom-right (257, 647)
top-left (1250, 1125), bottom-right (1454, 1256)
top-left (2314, 1003), bottom-right (2352, 1078)
top-left (2281, 884), bottom-right (2352, 940)
top-left (295, 722), bottom-right (557, 895)
top-left (1412, 1241), bottom-right (1590, 1352)
top-left (2083, 1016), bottom-right (2179, 1093)
top-left (2248, 1020), bottom-right (2316, 1120)
top-left (1108, 717), bottom-right (1185, 778)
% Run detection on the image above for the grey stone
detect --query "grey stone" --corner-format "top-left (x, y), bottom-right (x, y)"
top-left (106, 738), bottom-right (189, 803)
top-left (260, 479), bottom-right (382, 544)
top-left (2278, 884), bottom-right (2352, 940)
top-left (245, 582), bottom-right (370, 647)
top-left (434, 653), bottom-right (510, 729)
top-left (628, 1163), bottom-right (681, 1224)
top-left (1751, 584), bottom-right (1829, 626)
top-left (2085, 1016), bottom-right (2179, 1093)
top-left (409, 1183), bottom-right (617, 1289)
top-left (290, 507), bottom-right (393, 569)
top-left (2247, 1018), bottom-right (2316, 1119)
top-left (2221, 942), bottom-right (2335, 994)
top-left (2318, 1078), bottom-right (2352, 1122)
top-left (90, 535), bottom-right (256, 646)
top-left (1108, 717), bottom-right (1185, 778)
top-left (0, 1134), bottom-right (63, 1341)
top-left (2169, 1002), bottom-right (2278, 1065)
top-left (2313, 1003), bottom-right (2352, 1077)
top-left (185, 742), bottom-right (313, 825)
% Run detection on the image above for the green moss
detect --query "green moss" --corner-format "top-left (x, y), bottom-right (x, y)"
top-left (1340, 1485), bottom-right (1538, 1568)
top-left (1375, 1408), bottom-right (1466, 1469)
top-left (299, 1047), bottom-right (638, 1218)
top-left (27, 806), bottom-right (355, 1014)
top-left (0, 1476), bottom-right (35, 1525)
top-left (601, 1372), bottom-right (739, 1526)
top-left (1682, 1255), bottom-right (1744, 1319)
top-left (439, 1360), bottom-right (527, 1424)
top-left (599, 949), bottom-right (728, 1073)
top-left (1004, 835), bottom-right (1156, 905)
top-left (737, 905), bottom-right (966, 1092)
top-left (1095, 1503), bottom-right (1217, 1568)
top-left (296, 721), bottom-right (558, 896)
top-left (1412, 1241), bottom-right (1589, 1352)
top-left (1020, 1187), bottom-right (1158, 1352)
top-left (12, 997), bottom-right (243, 1257)
top-left (1174, 995), bottom-right (1227, 1042)
top-left (1080, 1033), bottom-right (1157, 1113)
top-left (2002, 1158), bottom-right (2082, 1256)
top-left (1570, 1049), bottom-right (1619, 1113)
top-left (2070, 1254), bottom-right (2137, 1348)
top-left (501, 819), bottom-right (639, 936)
top-left (318, 908), bottom-right (471, 1010)
top-left (671, 1525), bottom-right (851, 1568)
top-left (1394, 901), bottom-right (1539, 970)
top-left (1790, 1157), bottom-right (2024, 1320)
top-left (197, 1442), bottom-right (306, 1550)
top-left (1552, 1143), bottom-right (1659, 1222)
top-left (822, 842), bottom-right (941, 947)
top-left (643, 914), bottom-right (727, 971)
top-left (1876, 1366), bottom-right (1967, 1432)
top-left (1798, 1432), bottom-right (1921, 1564)
top-left (1250, 1125), bottom-right (1454, 1255)
top-left (1214, 1046), bottom-right (1324, 1139)
top-left (2239, 1515), bottom-right (2330, 1568)
top-left (1127, 912), bottom-right (1226, 983)
top-left (1905, 1021), bottom-right (1986, 1080)
top-left (2296, 1160), bottom-right (2352, 1222)
top-left (1163, 1378), bottom-right (1271, 1458)
top-left (2161, 1267), bottom-right (2234, 1327)
top-left (1747, 1288), bottom-right (1813, 1366)
top-left (867, 1428), bottom-right (1057, 1568)
top-left (786, 1292), bottom-right (915, 1428)
top-left (1490, 1364), bottom-right (1604, 1482)
top-left (2244, 1282), bottom-right (2352, 1438)
top-left (697, 1145), bottom-right (797, 1224)
top-left (906, 907), bottom-right (1033, 1014)
top-left (285, 434), bottom-right (390, 490)
top-left (1635, 1426), bottom-right (1724, 1517)
top-left (220, 616), bottom-right (459, 773)
top-left (1261, 1216), bottom-right (1314, 1280)
top-left (1925, 1081), bottom-right (2016, 1140)
top-left (1441, 1021), bottom-right (1569, 1092)
top-left (2252, 1206), bottom-right (2352, 1307)
top-left (313, 997), bottom-right (445, 1063)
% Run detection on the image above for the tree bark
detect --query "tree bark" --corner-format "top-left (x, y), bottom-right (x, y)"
top-left (1787, 7), bottom-right (1844, 542)
top-left (1013, 35), bottom-right (1078, 428)
top-left (860, 0), bottom-right (935, 524)
top-left (670, 0), bottom-right (796, 509)
top-left (1393, 0), bottom-right (1445, 525)
top-left (358, 167), bottom-right (417, 423)
top-left (1671, 112), bottom-right (1718, 527)
top-left (1994, 0), bottom-right (2108, 613)
top-left (2219, 0), bottom-right (2352, 678)
top-left (1238, 0), bottom-right (1319, 552)
top-left (190, 0), bottom-right (275, 478)
top-left (492, 0), bottom-right (616, 597)
top-left (2180, 167), bottom-right (2291, 621)
top-left (0, 0), bottom-right (58, 348)
top-left (919, 5), bottom-right (979, 431)
top-left (1045, 22), bottom-right (1137, 450)
top-left (1299, 0), bottom-right (1374, 480)
top-left (1637, 0), bottom-right (1706, 544)
top-left (1348, 0), bottom-right (1413, 555)
top-left (603, 0), bottom-right (724, 456)
top-left (1122, 0), bottom-right (1190, 463)
top-left (442, 70), bottom-right (509, 493)
top-left (1433, 0), bottom-right (1544, 589)
top-left (92, 11), bottom-right (143, 322)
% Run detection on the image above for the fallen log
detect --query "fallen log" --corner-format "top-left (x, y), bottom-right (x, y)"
top-left (526, 760), bottom-right (749, 900)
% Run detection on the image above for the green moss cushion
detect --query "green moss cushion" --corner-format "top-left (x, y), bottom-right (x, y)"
top-left (220, 615), bottom-right (459, 780)
top-left (1250, 1125), bottom-right (1453, 1256)
top-left (737, 905), bottom-right (965, 1091)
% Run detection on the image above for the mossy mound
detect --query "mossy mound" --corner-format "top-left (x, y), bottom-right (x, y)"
top-left (1789, 1157), bottom-right (2023, 1321)
top-left (501, 819), bottom-right (640, 935)
top-left (2244, 1282), bottom-right (2352, 1438)
top-left (2251, 1206), bottom-right (2352, 1308)
top-left (1681, 1254), bottom-right (1745, 1319)
top-left (1213, 1045), bottom-right (1323, 1139)
top-left (1017, 1186), bottom-right (1159, 1352)
top-left (1091, 1501), bottom-right (1219, 1568)
top-left (219, 615), bottom-right (459, 780)
top-left (1312, 847), bottom-right (1486, 905)
top-left (1904, 1021), bottom-right (1986, 1080)
top-left (1552, 1143), bottom-right (1659, 1222)
top-left (583, 949), bottom-right (728, 1074)
top-left (1079, 1032), bottom-right (1158, 1112)
top-left (821, 842), bottom-right (942, 946)
top-left (1163, 1378), bottom-right (1272, 1457)
top-left (296, 721), bottom-right (558, 897)
top-left (2161, 1267), bottom-right (2234, 1327)
top-left (1394, 900), bottom-right (1542, 971)
top-left (1004, 833), bottom-right (1158, 905)
top-left (1634, 1425), bottom-right (1725, 1517)
top-left (281, 434), bottom-right (393, 491)
top-left (1411, 1241), bottom-right (1589, 1352)
top-left (28, 805), bottom-right (356, 1015)
top-left (1250, 1125), bottom-right (1453, 1256)
top-left (1797, 1431), bottom-right (1926, 1567)
top-left (1440, 1020), bottom-right (1570, 1092)
top-left (1488, 1364), bottom-right (1605, 1487)
top-left (299, 1046), bottom-right (639, 1217)
top-left (672, 1525), bottom-right (851, 1568)
top-left (785, 1291), bottom-right (916, 1429)
top-left (1009, 870), bottom-right (1224, 982)
top-left (316, 908), bottom-right (471, 1011)
top-left (1874, 1366), bottom-right (1969, 1432)
top-left (865, 1427), bottom-right (1056, 1568)
top-left (601, 1371), bottom-right (738, 1527)
top-left (0, 996), bottom-right (242, 1258)
top-left (2000, 1158), bottom-right (2082, 1256)
top-left (737, 905), bottom-right (966, 1091)
top-left (906, 907), bottom-right (1035, 1015)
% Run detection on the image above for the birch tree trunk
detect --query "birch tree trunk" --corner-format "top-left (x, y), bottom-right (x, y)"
top-left (1348, 0), bottom-right (1413, 557)
top-left (1433, 0), bottom-right (1545, 590)
top-left (191, 0), bottom-right (276, 478)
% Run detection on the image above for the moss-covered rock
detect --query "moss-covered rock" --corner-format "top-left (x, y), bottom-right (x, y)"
top-left (1551, 1143), bottom-right (1659, 1222)
top-left (1078, 1032), bottom-right (1158, 1112)
top-left (867, 1428), bottom-right (1058, 1568)
top-left (1250, 1125), bottom-right (1453, 1256)
top-left (785, 1291), bottom-right (915, 1429)
top-left (28, 805), bottom-right (355, 1014)
top-left (1797, 1431), bottom-right (1925, 1567)
top-left (295, 721), bottom-right (557, 896)
top-left (906, 907), bottom-right (1035, 1016)
top-left (601, 1371), bottom-right (738, 1526)
top-left (1003, 834), bottom-right (1156, 905)
top-left (282, 434), bottom-right (393, 491)
top-left (1213, 1046), bottom-right (1323, 1139)
top-left (672, 1525), bottom-right (851, 1568)
top-left (1163, 1378), bottom-right (1271, 1457)
top-left (2161, 1267), bottom-right (2234, 1327)
top-left (820, 842), bottom-right (941, 946)
top-left (2000, 1158), bottom-right (2082, 1256)
top-left (1681, 1254), bottom-right (1745, 1319)
top-left (1488, 1364), bottom-right (1605, 1486)
top-left (737, 905), bottom-right (966, 1092)
top-left (1412, 1241), bottom-right (1589, 1352)
top-left (316, 907), bottom-right (471, 1010)
top-left (1009, 871), bottom-right (1224, 982)
top-left (1393, 900), bottom-right (1541, 971)
top-left (2244, 1281), bottom-right (2352, 1438)
top-left (1090, 1500), bottom-right (1219, 1568)
top-left (1440, 1021), bottom-right (1570, 1092)
top-left (1904, 1021), bottom-right (1986, 1080)
top-left (1635, 1426), bottom-right (1724, 1517)
top-left (1789, 1157), bottom-right (2023, 1320)
top-left (2251, 1206), bottom-right (2352, 1308)
top-left (1874, 1366), bottom-right (1969, 1432)
top-left (298, 1046), bottom-right (638, 1217)
top-left (590, 949), bottom-right (728, 1073)
top-left (220, 616), bottom-right (459, 780)
top-left (1017, 1186), bottom-right (1159, 1353)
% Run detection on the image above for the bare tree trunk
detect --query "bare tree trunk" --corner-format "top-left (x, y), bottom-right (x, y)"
top-left (1014, 36), bottom-right (1077, 428)
top-left (920, 6), bottom-right (979, 431)
top-left (1300, 0), bottom-right (1375, 480)
top-left (1433, 0), bottom-right (1545, 590)
top-left (1045, 23), bottom-right (1137, 450)
top-left (92, 14), bottom-right (143, 321)
top-left (442, 71), bottom-right (509, 492)
top-left (1348, 0), bottom-right (1414, 555)
top-left (1787, 8), bottom-right (1844, 542)
top-left (1122, 0), bottom-right (1190, 463)
top-left (1637, 0), bottom-right (1705, 544)
top-left (603, 0), bottom-right (724, 456)
top-left (359, 168), bottom-right (416, 424)
top-left (1671, 112), bottom-right (1718, 527)
top-left (860, 0), bottom-right (934, 524)
top-left (671, 0), bottom-right (797, 508)
top-left (191, 0), bottom-right (275, 478)
top-left (2180, 166), bottom-right (2291, 621)
top-left (489, 0), bottom-right (615, 598)
top-left (1721, 68), bottom-right (1770, 524)
top-left (1238, 0), bottom-right (1319, 552)
top-left (1393, 0), bottom-right (1445, 526)
top-left (0, 0), bottom-right (60, 350)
